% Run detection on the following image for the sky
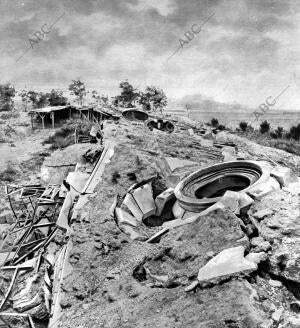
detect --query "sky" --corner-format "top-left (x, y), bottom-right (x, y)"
top-left (0, 0), bottom-right (300, 110)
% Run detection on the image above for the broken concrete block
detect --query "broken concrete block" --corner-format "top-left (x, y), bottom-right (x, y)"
top-left (164, 157), bottom-right (199, 173)
top-left (271, 166), bottom-right (297, 187)
top-left (197, 246), bottom-right (257, 284)
top-left (155, 188), bottom-right (175, 216)
top-left (131, 183), bottom-right (156, 220)
top-left (115, 208), bottom-right (138, 227)
top-left (123, 193), bottom-right (143, 221)
top-left (247, 177), bottom-right (280, 200)
top-left (172, 201), bottom-right (186, 220)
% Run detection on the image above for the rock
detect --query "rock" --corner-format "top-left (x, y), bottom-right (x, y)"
top-left (251, 237), bottom-right (271, 252)
top-left (271, 165), bottom-right (298, 187)
top-left (205, 251), bottom-right (215, 261)
top-left (245, 252), bottom-right (267, 264)
top-left (247, 177), bottom-right (280, 200)
top-left (120, 224), bottom-right (147, 241)
top-left (172, 200), bottom-right (186, 220)
top-left (268, 279), bottom-right (282, 288)
top-left (202, 132), bottom-right (215, 140)
top-left (184, 280), bottom-right (199, 292)
top-left (286, 316), bottom-right (300, 328)
top-left (252, 209), bottom-right (273, 221)
top-left (290, 301), bottom-right (300, 313)
top-left (271, 307), bottom-right (284, 323)
top-left (0, 210), bottom-right (13, 224)
top-left (197, 246), bottom-right (258, 284)
top-left (267, 237), bottom-right (300, 284)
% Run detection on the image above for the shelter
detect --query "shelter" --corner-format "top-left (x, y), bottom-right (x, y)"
top-left (28, 105), bottom-right (72, 129)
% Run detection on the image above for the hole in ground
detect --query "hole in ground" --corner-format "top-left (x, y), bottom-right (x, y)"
top-left (195, 175), bottom-right (251, 199)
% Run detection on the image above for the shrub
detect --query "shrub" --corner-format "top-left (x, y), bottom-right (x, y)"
top-left (43, 119), bottom-right (92, 149)
top-left (273, 126), bottom-right (284, 139)
top-left (218, 124), bottom-right (226, 131)
top-left (0, 111), bottom-right (20, 120)
top-left (289, 124), bottom-right (300, 141)
top-left (239, 121), bottom-right (248, 132)
top-left (0, 163), bottom-right (18, 182)
top-left (260, 120), bottom-right (270, 134)
top-left (211, 118), bottom-right (219, 127)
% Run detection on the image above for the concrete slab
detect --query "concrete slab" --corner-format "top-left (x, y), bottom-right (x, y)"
top-left (164, 157), bottom-right (199, 173)
top-left (197, 246), bottom-right (257, 284)
top-left (155, 188), bottom-right (175, 216)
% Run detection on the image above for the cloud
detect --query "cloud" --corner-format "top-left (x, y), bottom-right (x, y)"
top-left (0, 0), bottom-right (299, 109)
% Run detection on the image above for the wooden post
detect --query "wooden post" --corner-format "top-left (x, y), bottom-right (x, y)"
top-left (51, 112), bottom-right (55, 129)
top-left (69, 107), bottom-right (72, 120)
top-left (30, 114), bottom-right (34, 129)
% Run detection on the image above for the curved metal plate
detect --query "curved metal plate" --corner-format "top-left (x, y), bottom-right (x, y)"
top-left (122, 109), bottom-right (149, 122)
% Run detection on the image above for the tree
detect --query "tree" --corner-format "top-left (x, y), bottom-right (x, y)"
top-left (239, 121), bottom-right (248, 132)
top-left (0, 83), bottom-right (16, 111)
top-left (68, 79), bottom-right (86, 106)
top-left (91, 90), bottom-right (109, 106)
top-left (138, 86), bottom-right (167, 113)
top-left (19, 89), bottom-right (31, 111)
top-left (114, 81), bottom-right (139, 107)
top-left (211, 118), bottom-right (219, 127)
top-left (48, 89), bottom-right (67, 106)
top-left (260, 120), bottom-right (270, 134)
top-left (26, 91), bottom-right (49, 108)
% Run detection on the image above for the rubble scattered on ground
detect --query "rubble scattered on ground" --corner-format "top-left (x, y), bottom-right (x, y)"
top-left (0, 109), bottom-right (299, 328)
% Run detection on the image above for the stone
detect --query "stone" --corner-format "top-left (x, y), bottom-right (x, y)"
top-left (251, 237), bottom-right (271, 252)
top-left (252, 209), bottom-right (273, 221)
top-left (271, 165), bottom-right (298, 187)
top-left (247, 177), bottom-right (280, 200)
top-left (172, 200), bottom-right (186, 220)
top-left (155, 187), bottom-right (175, 216)
top-left (271, 307), bottom-right (284, 323)
top-left (287, 316), bottom-right (300, 328)
top-left (267, 237), bottom-right (300, 284)
top-left (202, 132), bottom-right (215, 140)
top-left (115, 208), bottom-right (138, 227)
top-left (184, 280), bottom-right (199, 292)
top-left (188, 128), bottom-right (194, 136)
top-left (245, 252), bottom-right (267, 264)
top-left (268, 279), bottom-right (282, 288)
top-left (283, 177), bottom-right (300, 195)
top-left (197, 246), bottom-right (258, 284)
top-left (0, 210), bottom-right (13, 224)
